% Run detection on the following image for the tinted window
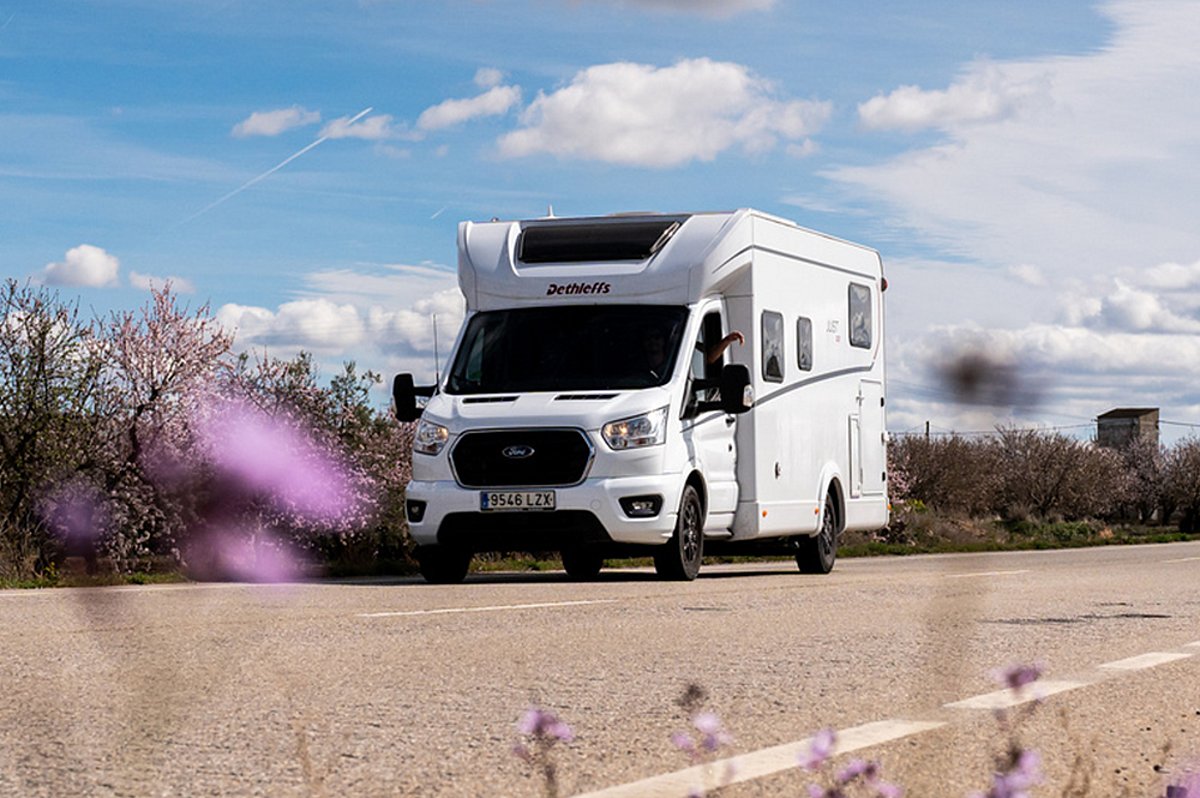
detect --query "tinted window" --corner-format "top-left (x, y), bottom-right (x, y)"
top-left (849, 284), bottom-right (872, 349)
top-left (761, 310), bottom-right (784, 382)
top-left (797, 316), bottom-right (813, 371)
top-left (446, 305), bottom-right (689, 394)
top-left (518, 218), bottom-right (685, 263)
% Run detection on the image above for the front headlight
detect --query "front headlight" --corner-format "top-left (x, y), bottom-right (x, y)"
top-left (413, 418), bottom-right (450, 455)
top-left (602, 406), bottom-right (669, 450)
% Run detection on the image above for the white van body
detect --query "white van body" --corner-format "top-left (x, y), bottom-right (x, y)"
top-left (399, 209), bottom-right (888, 581)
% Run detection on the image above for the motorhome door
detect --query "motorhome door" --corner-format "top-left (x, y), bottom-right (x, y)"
top-left (684, 308), bottom-right (739, 528)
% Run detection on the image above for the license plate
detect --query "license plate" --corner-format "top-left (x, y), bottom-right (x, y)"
top-left (480, 490), bottom-right (556, 511)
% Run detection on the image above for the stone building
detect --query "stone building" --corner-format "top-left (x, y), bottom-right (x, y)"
top-left (1096, 407), bottom-right (1159, 449)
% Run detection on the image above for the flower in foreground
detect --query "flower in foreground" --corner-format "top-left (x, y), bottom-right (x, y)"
top-left (516, 707), bottom-right (575, 744)
top-left (971, 748), bottom-right (1042, 798)
top-left (672, 710), bottom-right (733, 761)
top-left (991, 662), bottom-right (1045, 693)
top-left (801, 727), bottom-right (837, 771)
top-left (513, 706), bottom-right (574, 798)
top-left (1165, 762), bottom-right (1199, 798)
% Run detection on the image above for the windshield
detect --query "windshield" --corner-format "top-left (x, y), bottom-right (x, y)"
top-left (446, 305), bottom-right (690, 394)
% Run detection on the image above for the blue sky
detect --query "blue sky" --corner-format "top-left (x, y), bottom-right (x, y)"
top-left (5, 0), bottom-right (1200, 439)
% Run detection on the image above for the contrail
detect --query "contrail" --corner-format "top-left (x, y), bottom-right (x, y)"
top-left (176, 106), bottom-right (373, 227)
top-left (1, 13), bottom-right (15, 30)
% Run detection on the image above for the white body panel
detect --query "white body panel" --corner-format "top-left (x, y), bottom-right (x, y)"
top-left (405, 209), bottom-right (888, 553)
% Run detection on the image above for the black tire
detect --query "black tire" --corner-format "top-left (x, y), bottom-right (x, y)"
top-left (416, 546), bottom-right (471, 584)
top-left (561, 548), bottom-right (604, 580)
top-left (655, 484), bottom-right (704, 581)
top-left (797, 491), bottom-right (839, 574)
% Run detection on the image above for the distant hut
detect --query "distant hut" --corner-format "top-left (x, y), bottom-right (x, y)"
top-left (1096, 408), bottom-right (1159, 449)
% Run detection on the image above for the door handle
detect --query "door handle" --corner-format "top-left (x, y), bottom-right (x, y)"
top-left (725, 415), bottom-right (736, 426)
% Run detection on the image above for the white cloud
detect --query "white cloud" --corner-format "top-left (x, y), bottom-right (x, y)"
top-left (1137, 259), bottom-right (1200, 290)
top-left (832, 1), bottom-right (1200, 284)
top-left (497, 58), bottom-right (830, 167)
top-left (1062, 274), bottom-right (1200, 334)
top-left (232, 106), bottom-right (321, 138)
top-left (581, 0), bottom-right (774, 17)
top-left (916, 322), bottom-right (1200, 381)
top-left (366, 288), bottom-right (467, 355)
top-left (217, 299), bottom-right (366, 353)
top-left (319, 113), bottom-right (402, 141)
top-left (215, 265), bottom-right (465, 380)
top-left (857, 65), bottom-right (1048, 132)
top-left (42, 244), bottom-right (119, 287)
top-left (474, 68), bottom-right (504, 89)
top-left (1008, 264), bottom-right (1046, 287)
top-left (298, 262), bottom-right (458, 308)
top-left (417, 85), bottom-right (522, 132)
top-left (129, 271), bottom-right (196, 294)
top-left (786, 140), bottom-right (819, 159)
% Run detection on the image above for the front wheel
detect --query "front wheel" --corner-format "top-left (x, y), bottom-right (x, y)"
top-left (561, 547), bottom-right (604, 580)
top-left (655, 485), bottom-right (704, 581)
top-left (416, 546), bottom-right (472, 584)
top-left (796, 492), bottom-right (839, 574)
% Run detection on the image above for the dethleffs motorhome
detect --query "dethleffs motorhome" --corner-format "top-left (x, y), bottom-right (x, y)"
top-left (393, 209), bottom-right (888, 583)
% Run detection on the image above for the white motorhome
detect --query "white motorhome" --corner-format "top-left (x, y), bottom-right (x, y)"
top-left (393, 209), bottom-right (888, 583)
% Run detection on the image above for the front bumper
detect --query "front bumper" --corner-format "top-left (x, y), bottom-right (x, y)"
top-left (405, 474), bottom-right (684, 550)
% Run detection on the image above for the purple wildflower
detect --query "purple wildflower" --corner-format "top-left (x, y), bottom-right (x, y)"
top-left (517, 707), bottom-right (575, 743)
top-left (194, 398), bottom-right (356, 523)
top-left (671, 731), bottom-right (696, 754)
top-left (876, 780), bottom-right (903, 797)
top-left (977, 748), bottom-right (1042, 798)
top-left (837, 759), bottom-right (875, 784)
top-left (1166, 763), bottom-right (1200, 797)
top-left (801, 727), bottom-right (838, 771)
top-left (991, 662), bottom-right (1044, 693)
top-left (693, 711), bottom-right (733, 753)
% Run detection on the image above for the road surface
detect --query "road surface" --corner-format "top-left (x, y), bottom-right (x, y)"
top-left (2, 542), bottom-right (1198, 796)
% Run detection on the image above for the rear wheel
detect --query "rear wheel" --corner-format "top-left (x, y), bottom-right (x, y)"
top-left (797, 491), bottom-right (839, 574)
top-left (416, 546), bottom-right (472, 584)
top-left (561, 548), bottom-right (604, 580)
top-left (655, 485), bottom-right (704, 581)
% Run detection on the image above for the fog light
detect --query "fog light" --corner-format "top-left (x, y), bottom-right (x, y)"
top-left (619, 495), bottom-right (663, 518)
top-left (406, 500), bottom-right (427, 523)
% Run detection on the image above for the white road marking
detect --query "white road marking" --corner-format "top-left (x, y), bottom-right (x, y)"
top-left (944, 570), bottom-right (1030, 579)
top-left (1162, 556), bottom-right (1200, 563)
top-left (571, 719), bottom-right (945, 798)
top-left (943, 680), bottom-right (1088, 710)
top-left (1098, 651), bottom-right (1193, 671)
top-left (1186, 641), bottom-right (1200, 649)
top-left (358, 598), bottom-right (619, 618)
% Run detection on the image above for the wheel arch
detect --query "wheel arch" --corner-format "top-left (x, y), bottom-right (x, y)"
top-left (685, 469), bottom-right (708, 518)
top-left (817, 464), bottom-right (845, 534)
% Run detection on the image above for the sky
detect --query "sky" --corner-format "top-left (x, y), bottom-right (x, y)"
top-left (4, 0), bottom-right (1200, 441)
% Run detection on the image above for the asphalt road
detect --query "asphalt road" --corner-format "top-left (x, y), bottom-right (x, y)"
top-left (2, 542), bottom-right (1199, 797)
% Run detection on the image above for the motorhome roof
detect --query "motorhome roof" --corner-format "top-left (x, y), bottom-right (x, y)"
top-left (456, 209), bottom-right (881, 311)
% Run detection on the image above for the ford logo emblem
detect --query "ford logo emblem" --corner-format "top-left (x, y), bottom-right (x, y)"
top-left (502, 445), bottom-right (535, 459)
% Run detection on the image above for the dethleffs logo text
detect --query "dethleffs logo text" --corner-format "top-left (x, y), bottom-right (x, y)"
top-left (546, 281), bottom-right (611, 296)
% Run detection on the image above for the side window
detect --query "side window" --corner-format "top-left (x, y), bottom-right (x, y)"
top-left (849, 284), bottom-right (872, 349)
top-left (686, 311), bottom-right (724, 414)
top-left (690, 311), bottom-right (724, 382)
top-left (761, 310), bottom-right (784, 383)
top-left (796, 316), bottom-right (813, 371)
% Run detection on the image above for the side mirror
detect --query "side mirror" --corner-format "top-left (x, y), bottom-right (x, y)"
top-left (392, 373), bottom-right (436, 422)
top-left (719, 364), bottom-right (753, 415)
